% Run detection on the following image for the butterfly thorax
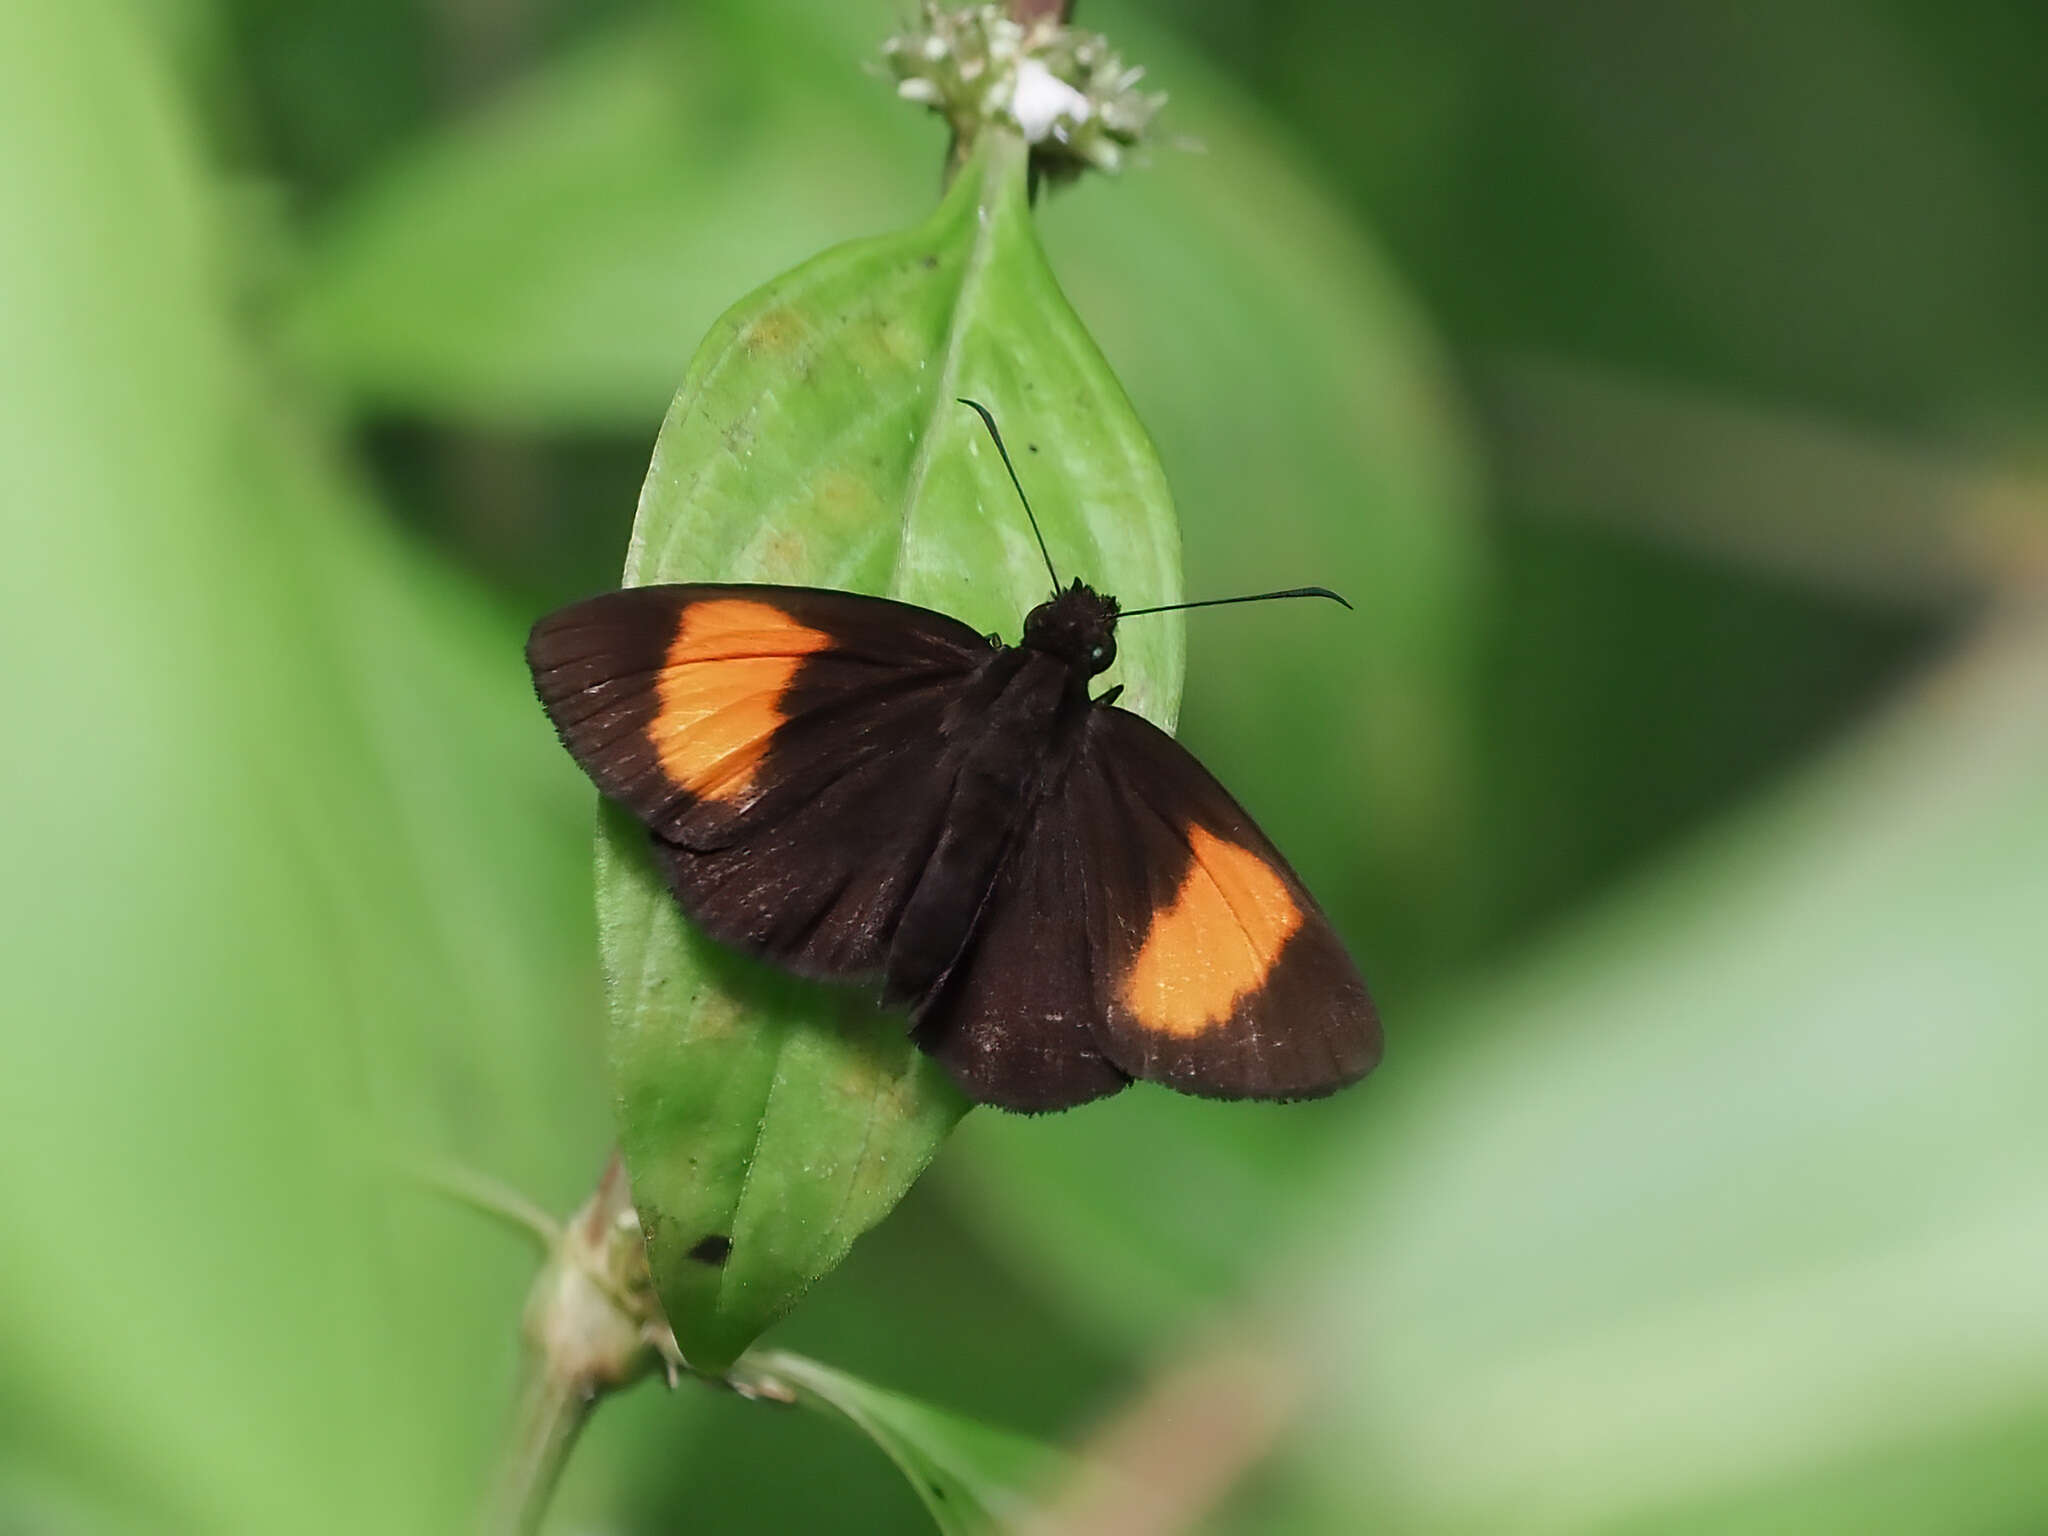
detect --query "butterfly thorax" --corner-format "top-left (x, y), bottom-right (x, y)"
top-left (1021, 579), bottom-right (1119, 678)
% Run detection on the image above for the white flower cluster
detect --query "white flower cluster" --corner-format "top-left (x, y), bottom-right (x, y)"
top-left (882, 3), bottom-right (1164, 177)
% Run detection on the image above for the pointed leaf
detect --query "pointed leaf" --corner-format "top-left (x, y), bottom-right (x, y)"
top-left (602, 131), bottom-right (1182, 1372)
top-left (753, 1352), bottom-right (1071, 1535)
top-left (282, 7), bottom-right (933, 427)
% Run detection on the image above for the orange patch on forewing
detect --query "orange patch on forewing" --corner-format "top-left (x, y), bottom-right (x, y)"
top-left (649, 599), bottom-right (830, 801)
top-left (1120, 826), bottom-right (1303, 1038)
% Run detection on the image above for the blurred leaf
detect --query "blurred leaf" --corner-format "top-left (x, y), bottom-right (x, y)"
top-left (1232, 2), bottom-right (2045, 423)
top-left (602, 130), bottom-right (1182, 1373)
top-left (942, 1089), bottom-right (1361, 1347)
top-left (1481, 354), bottom-right (2022, 610)
top-left (754, 1351), bottom-right (1071, 1535)
top-left (0, 4), bottom-right (606, 1530)
top-left (1286, 615), bottom-right (2048, 1532)
top-left (282, 6), bottom-right (931, 427)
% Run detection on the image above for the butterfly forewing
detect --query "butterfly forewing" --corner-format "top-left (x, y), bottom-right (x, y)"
top-left (528, 584), bottom-right (992, 979)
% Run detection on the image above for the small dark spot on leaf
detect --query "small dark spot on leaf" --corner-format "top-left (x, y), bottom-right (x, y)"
top-left (688, 1234), bottom-right (734, 1266)
top-left (1027, 442), bottom-right (1039, 454)
top-left (921, 253), bottom-right (939, 270)
top-left (929, 1483), bottom-right (949, 1501)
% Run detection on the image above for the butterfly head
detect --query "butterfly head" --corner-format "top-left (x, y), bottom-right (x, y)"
top-left (1023, 578), bottom-right (1120, 677)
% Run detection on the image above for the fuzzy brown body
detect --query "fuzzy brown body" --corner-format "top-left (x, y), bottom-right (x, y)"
top-left (527, 578), bottom-right (1379, 1112)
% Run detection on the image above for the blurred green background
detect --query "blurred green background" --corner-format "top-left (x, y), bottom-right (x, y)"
top-left (4, 1), bottom-right (2045, 1532)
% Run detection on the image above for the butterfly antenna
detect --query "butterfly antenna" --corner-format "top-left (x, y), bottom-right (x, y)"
top-left (1118, 586), bottom-right (1353, 619)
top-left (957, 398), bottom-right (1060, 593)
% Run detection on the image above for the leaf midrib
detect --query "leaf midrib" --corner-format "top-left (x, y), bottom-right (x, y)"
top-left (890, 133), bottom-right (1027, 603)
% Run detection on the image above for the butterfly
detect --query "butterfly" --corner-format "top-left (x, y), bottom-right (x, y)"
top-left (526, 401), bottom-right (1381, 1113)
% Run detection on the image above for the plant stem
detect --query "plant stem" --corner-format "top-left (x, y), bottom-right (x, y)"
top-left (482, 1366), bottom-right (591, 1536)
top-left (481, 1153), bottom-right (675, 1536)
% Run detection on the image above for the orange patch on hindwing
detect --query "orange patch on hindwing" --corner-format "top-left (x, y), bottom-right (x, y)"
top-left (1120, 826), bottom-right (1302, 1037)
top-left (649, 599), bottom-right (830, 802)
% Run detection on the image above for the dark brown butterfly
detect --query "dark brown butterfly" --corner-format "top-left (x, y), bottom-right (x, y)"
top-left (527, 402), bottom-right (1380, 1113)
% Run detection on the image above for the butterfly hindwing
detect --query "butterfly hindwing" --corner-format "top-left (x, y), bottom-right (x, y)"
top-left (528, 583), bottom-right (993, 979)
top-left (918, 700), bottom-right (1379, 1106)
top-left (1076, 705), bottom-right (1381, 1098)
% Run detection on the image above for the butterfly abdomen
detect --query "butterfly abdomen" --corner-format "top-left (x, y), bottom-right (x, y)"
top-left (884, 648), bottom-right (1085, 1009)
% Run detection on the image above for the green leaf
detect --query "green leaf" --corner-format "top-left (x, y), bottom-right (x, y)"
top-left (751, 1352), bottom-right (1071, 1535)
top-left (1288, 619), bottom-right (2048, 1532)
top-left (0, 5), bottom-right (608, 1529)
top-left (281, 7), bottom-right (933, 428)
top-left (602, 130), bottom-right (1182, 1373)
